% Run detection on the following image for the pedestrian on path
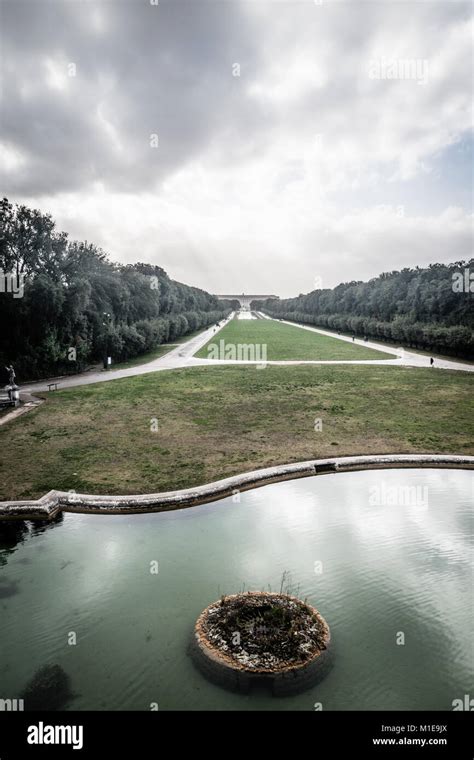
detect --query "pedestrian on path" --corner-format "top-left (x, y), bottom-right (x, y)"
top-left (430, 357), bottom-right (434, 367)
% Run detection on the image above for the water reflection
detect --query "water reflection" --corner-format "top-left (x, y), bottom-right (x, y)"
top-left (0, 515), bottom-right (63, 567)
top-left (0, 469), bottom-right (471, 711)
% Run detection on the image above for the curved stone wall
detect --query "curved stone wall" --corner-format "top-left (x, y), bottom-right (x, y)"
top-left (0, 453), bottom-right (472, 521)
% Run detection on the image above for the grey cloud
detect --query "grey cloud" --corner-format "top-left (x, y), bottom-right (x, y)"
top-left (2, 0), bottom-right (471, 195)
top-left (1, 0), bottom-right (471, 296)
top-left (1, 0), bottom-right (267, 194)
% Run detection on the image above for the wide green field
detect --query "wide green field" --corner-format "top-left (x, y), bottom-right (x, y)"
top-left (195, 317), bottom-right (393, 361)
top-left (1, 364), bottom-right (472, 500)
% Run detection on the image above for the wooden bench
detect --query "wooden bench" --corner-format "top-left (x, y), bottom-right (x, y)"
top-left (47, 382), bottom-right (59, 391)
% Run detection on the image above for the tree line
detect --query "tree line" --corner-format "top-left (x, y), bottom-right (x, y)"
top-left (0, 199), bottom-right (231, 379)
top-left (253, 261), bottom-right (474, 358)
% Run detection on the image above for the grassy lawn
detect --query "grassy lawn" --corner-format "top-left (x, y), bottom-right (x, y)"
top-left (282, 319), bottom-right (474, 365)
top-left (195, 318), bottom-right (393, 361)
top-left (1, 365), bottom-right (472, 500)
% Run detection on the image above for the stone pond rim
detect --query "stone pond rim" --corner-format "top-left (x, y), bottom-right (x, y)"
top-left (0, 453), bottom-right (472, 521)
top-left (189, 591), bottom-right (332, 696)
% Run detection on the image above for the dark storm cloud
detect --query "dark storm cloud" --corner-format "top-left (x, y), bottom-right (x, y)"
top-left (1, 0), bottom-right (265, 194)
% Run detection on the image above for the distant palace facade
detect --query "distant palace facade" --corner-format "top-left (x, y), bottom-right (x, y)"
top-left (216, 294), bottom-right (279, 309)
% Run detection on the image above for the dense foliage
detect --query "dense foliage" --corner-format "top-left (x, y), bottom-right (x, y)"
top-left (253, 262), bottom-right (474, 358)
top-left (0, 199), bottom-right (231, 379)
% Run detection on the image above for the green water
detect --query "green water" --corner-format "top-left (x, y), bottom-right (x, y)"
top-left (0, 469), bottom-right (472, 711)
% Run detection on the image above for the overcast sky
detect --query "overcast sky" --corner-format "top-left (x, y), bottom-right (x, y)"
top-left (1, 0), bottom-right (472, 296)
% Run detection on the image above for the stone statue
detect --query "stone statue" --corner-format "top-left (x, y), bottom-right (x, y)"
top-left (5, 365), bottom-right (16, 386)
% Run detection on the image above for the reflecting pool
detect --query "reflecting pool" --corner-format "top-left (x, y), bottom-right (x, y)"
top-left (0, 469), bottom-right (472, 711)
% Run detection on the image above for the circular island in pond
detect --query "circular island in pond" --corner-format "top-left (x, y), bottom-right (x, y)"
top-left (190, 591), bottom-right (331, 696)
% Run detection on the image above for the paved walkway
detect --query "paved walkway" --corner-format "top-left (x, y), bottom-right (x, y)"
top-left (20, 312), bottom-right (473, 398)
top-left (0, 396), bottom-right (44, 427)
top-left (21, 316), bottom-right (233, 395)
